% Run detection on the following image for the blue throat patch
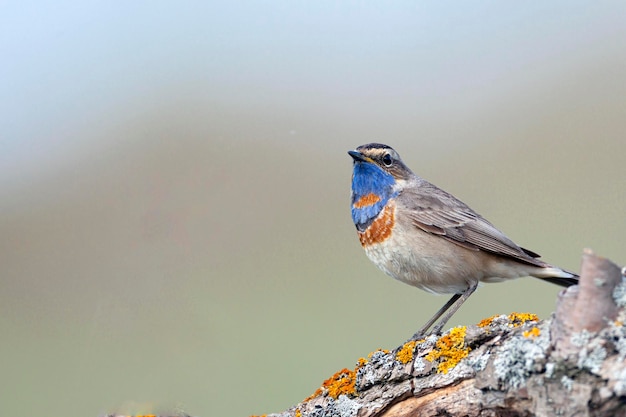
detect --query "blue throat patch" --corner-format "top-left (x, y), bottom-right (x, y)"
top-left (351, 162), bottom-right (397, 231)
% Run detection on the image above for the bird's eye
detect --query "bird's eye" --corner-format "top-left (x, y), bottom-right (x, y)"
top-left (382, 153), bottom-right (393, 167)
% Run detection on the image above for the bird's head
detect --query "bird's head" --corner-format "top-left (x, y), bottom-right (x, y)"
top-left (348, 143), bottom-right (413, 181)
top-left (348, 143), bottom-right (412, 230)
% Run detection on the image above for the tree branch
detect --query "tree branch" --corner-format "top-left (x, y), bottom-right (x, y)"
top-left (257, 250), bottom-right (626, 417)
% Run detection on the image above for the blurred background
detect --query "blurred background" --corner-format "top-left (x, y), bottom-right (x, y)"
top-left (1, 2), bottom-right (625, 416)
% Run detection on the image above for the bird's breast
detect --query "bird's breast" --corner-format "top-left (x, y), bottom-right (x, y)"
top-left (357, 200), bottom-right (396, 246)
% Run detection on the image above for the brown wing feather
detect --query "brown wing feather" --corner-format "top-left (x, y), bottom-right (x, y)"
top-left (398, 180), bottom-right (546, 268)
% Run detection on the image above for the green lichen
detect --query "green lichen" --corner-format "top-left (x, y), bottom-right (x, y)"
top-left (493, 322), bottom-right (550, 388)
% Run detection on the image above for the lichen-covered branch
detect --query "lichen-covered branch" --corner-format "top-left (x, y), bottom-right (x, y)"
top-left (254, 250), bottom-right (626, 417)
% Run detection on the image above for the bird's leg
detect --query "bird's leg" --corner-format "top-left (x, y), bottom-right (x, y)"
top-left (430, 281), bottom-right (479, 335)
top-left (409, 293), bottom-right (461, 340)
top-left (410, 282), bottom-right (479, 340)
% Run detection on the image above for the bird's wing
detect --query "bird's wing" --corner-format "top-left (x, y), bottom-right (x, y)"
top-left (397, 181), bottom-right (545, 267)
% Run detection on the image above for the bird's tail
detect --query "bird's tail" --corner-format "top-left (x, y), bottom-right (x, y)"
top-left (532, 266), bottom-right (579, 287)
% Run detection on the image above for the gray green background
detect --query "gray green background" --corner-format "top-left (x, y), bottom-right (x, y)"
top-left (1, 2), bottom-right (625, 416)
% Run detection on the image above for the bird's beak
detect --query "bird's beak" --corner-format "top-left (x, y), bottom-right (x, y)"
top-left (348, 150), bottom-right (371, 163)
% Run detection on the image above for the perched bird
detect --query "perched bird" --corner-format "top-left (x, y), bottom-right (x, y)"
top-left (348, 143), bottom-right (578, 338)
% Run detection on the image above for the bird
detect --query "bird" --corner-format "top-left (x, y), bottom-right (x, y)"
top-left (348, 143), bottom-right (578, 339)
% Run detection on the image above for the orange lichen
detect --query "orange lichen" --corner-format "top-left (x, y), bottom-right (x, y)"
top-left (523, 327), bottom-right (541, 338)
top-left (304, 367), bottom-right (357, 401)
top-left (478, 312), bottom-right (539, 329)
top-left (395, 340), bottom-right (418, 364)
top-left (303, 349), bottom-right (389, 402)
top-left (477, 315), bottom-right (499, 328)
top-left (323, 368), bottom-right (357, 399)
top-left (508, 312), bottom-right (539, 327)
top-left (358, 202), bottom-right (395, 246)
top-left (353, 192), bottom-right (381, 208)
top-left (294, 409), bottom-right (302, 417)
top-left (425, 326), bottom-right (470, 374)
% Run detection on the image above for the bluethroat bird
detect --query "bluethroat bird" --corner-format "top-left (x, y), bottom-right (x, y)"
top-left (349, 143), bottom-right (578, 338)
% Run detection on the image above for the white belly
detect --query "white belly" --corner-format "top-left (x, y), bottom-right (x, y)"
top-left (361, 225), bottom-right (529, 295)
